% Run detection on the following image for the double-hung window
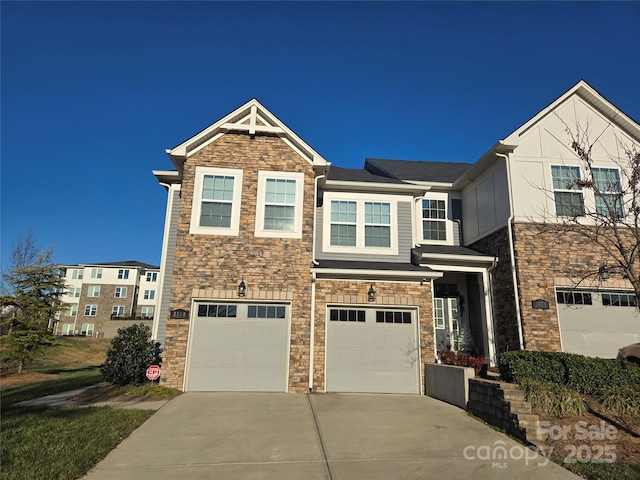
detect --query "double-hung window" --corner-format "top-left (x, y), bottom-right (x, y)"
top-left (68, 287), bottom-right (81, 298)
top-left (65, 304), bottom-right (78, 317)
top-left (88, 286), bottom-right (100, 298)
top-left (190, 167), bottom-right (243, 235)
top-left (551, 166), bottom-right (584, 216)
top-left (91, 268), bottom-right (103, 279)
top-left (422, 199), bottom-right (447, 241)
top-left (115, 287), bottom-right (127, 298)
top-left (255, 171), bottom-right (304, 238)
top-left (141, 306), bottom-right (154, 318)
top-left (144, 290), bottom-right (155, 300)
top-left (71, 269), bottom-right (83, 280)
top-left (325, 194), bottom-right (398, 254)
top-left (364, 202), bottom-right (391, 247)
top-left (84, 305), bottom-right (97, 316)
top-left (330, 200), bottom-right (357, 246)
top-left (146, 272), bottom-right (157, 282)
top-left (112, 305), bottom-right (125, 317)
top-left (118, 269), bottom-right (129, 280)
top-left (593, 168), bottom-right (624, 218)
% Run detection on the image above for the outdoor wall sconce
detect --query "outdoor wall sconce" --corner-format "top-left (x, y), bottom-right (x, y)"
top-left (367, 285), bottom-right (376, 302)
top-left (598, 265), bottom-right (610, 281)
top-left (238, 279), bottom-right (247, 297)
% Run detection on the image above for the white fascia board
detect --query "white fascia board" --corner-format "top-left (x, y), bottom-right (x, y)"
top-left (165, 98), bottom-right (329, 168)
top-left (417, 252), bottom-right (496, 264)
top-left (324, 180), bottom-right (429, 195)
top-left (455, 141), bottom-right (518, 188)
top-left (503, 81), bottom-right (640, 145)
top-left (312, 268), bottom-right (443, 279)
top-left (403, 180), bottom-right (454, 189)
top-left (420, 264), bottom-right (489, 274)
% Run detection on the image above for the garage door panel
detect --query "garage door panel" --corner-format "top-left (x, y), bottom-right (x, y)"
top-left (557, 289), bottom-right (640, 358)
top-left (187, 367), bottom-right (286, 392)
top-left (186, 303), bottom-right (290, 392)
top-left (326, 307), bottom-right (419, 394)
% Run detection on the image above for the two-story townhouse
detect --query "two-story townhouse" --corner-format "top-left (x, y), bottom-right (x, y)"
top-left (461, 80), bottom-right (640, 358)
top-left (59, 261), bottom-right (160, 338)
top-left (153, 81), bottom-right (639, 394)
top-left (153, 100), bottom-right (499, 394)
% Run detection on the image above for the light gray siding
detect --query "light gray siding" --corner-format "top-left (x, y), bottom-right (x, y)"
top-left (316, 200), bottom-right (413, 263)
top-left (156, 189), bottom-right (180, 346)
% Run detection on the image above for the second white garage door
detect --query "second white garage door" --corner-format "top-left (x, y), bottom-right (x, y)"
top-left (185, 302), bottom-right (290, 392)
top-left (326, 307), bottom-right (420, 394)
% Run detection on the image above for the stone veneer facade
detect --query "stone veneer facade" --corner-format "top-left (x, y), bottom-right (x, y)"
top-left (472, 222), bottom-right (635, 355)
top-left (313, 280), bottom-right (434, 393)
top-left (162, 132), bottom-right (316, 392)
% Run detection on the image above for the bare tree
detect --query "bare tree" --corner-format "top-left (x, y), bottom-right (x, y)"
top-left (541, 121), bottom-right (640, 308)
top-left (1, 228), bottom-right (39, 294)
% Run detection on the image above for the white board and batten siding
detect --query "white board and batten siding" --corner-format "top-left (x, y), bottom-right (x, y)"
top-left (185, 302), bottom-right (290, 392)
top-left (325, 306), bottom-right (421, 394)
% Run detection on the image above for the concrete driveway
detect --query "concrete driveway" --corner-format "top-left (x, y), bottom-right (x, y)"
top-left (83, 393), bottom-right (579, 480)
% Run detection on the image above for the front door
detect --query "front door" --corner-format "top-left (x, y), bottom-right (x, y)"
top-left (434, 297), bottom-right (460, 353)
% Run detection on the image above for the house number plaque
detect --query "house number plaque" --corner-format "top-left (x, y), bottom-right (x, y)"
top-left (170, 309), bottom-right (190, 319)
top-left (531, 299), bottom-right (550, 310)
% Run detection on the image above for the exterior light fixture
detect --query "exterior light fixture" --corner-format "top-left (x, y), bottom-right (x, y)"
top-left (238, 279), bottom-right (247, 297)
top-left (598, 265), bottom-right (610, 281)
top-left (367, 285), bottom-right (376, 302)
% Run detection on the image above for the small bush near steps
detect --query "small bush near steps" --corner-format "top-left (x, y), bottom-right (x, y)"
top-left (439, 350), bottom-right (487, 376)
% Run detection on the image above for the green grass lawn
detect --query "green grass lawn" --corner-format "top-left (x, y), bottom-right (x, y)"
top-left (1, 404), bottom-right (154, 480)
top-left (1, 337), bottom-right (157, 479)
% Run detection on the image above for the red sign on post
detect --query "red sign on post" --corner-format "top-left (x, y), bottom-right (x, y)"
top-left (146, 365), bottom-right (161, 381)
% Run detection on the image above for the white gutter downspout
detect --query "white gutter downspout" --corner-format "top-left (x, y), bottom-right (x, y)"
top-left (495, 152), bottom-right (524, 351)
top-left (309, 173), bottom-right (325, 392)
top-left (487, 257), bottom-right (499, 365)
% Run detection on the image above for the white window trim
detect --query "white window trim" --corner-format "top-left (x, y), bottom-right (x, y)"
top-left (592, 166), bottom-right (624, 218)
top-left (322, 192), bottom-right (399, 255)
top-left (189, 166), bottom-right (243, 236)
top-left (88, 286), bottom-right (101, 298)
top-left (254, 170), bottom-right (304, 239)
top-left (416, 193), bottom-right (455, 246)
top-left (115, 287), bottom-right (127, 298)
top-left (550, 164), bottom-right (585, 217)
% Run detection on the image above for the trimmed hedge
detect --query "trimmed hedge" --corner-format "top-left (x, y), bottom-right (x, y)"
top-left (499, 350), bottom-right (640, 394)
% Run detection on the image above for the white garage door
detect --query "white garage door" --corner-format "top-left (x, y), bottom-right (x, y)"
top-left (185, 302), bottom-right (290, 392)
top-left (326, 307), bottom-right (420, 394)
top-left (557, 289), bottom-right (640, 358)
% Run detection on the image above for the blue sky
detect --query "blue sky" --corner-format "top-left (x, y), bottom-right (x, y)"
top-left (2, 1), bottom-right (639, 269)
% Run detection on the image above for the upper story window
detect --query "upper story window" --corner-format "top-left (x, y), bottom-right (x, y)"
top-left (422, 199), bottom-right (447, 241)
top-left (330, 200), bottom-right (357, 246)
top-left (90, 268), bottom-right (103, 279)
top-left (364, 202), bottom-right (391, 247)
top-left (551, 165), bottom-right (584, 216)
top-left (68, 287), bottom-right (81, 298)
top-left (324, 193), bottom-right (399, 255)
top-left (190, 166), bottom-right (243, 236)
top-left (87, 286), bottom-right (101, 298)
top-left (144, 289), bottom-right (155, 300)
top-left (146, 272), bottom-right (157, 282)
top-left (71, 269), bottom-right (83, 280)
top-left (114, 287), bottom-right (127, 298)
top-left (118, 269), bottom-right (130, 280)
top-left (255, 171), bottom-right (304, 238)
top-left (593, 168), bottom-right (624, 218)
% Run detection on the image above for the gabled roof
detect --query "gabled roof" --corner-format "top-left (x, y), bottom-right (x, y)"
top-left (365, 158), bottom-right (473, 184)
top-left (327, 166), bottom-right (408, 184)
top-left (166, 98), bottom-right (329, 172)
top-left (64, 261), bottom-right (159, 270)
top-left (503, 80), bottom-right (640, 145)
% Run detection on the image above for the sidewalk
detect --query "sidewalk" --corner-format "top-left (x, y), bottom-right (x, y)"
top-left (16, 384), bottom-right (169, 410)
